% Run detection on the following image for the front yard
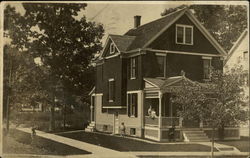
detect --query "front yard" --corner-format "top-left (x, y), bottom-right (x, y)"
top-left (4, 128), bottom-right (91, 156)
top-left (57, 131), bottom-right (216, 152)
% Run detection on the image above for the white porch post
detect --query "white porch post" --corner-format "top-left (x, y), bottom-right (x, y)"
top-left (179, 117), bottom-right (183, 128)
top-left (199, 119), bottom-right (203, 128)
top-left (158, 91), bottom-right (163, 141)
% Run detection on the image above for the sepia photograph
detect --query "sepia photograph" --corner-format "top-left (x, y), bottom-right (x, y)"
top-left (0, 1), bottom-right (249, 158)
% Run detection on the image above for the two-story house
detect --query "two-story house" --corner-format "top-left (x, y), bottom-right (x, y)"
top-left (87, 8), bottom-right (239, 142)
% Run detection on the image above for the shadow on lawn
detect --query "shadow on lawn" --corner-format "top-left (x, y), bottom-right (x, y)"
top-left (58, 131), bottom-right (217, 152)
top-left (4, 129), bottom-right (91, 155)
top-left (216, 136), bottom-right (250, 152)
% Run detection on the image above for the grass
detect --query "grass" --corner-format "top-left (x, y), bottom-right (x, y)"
top-left (4, 128), bottom-right (91, 155)
top-left (216, 136), bottom-right (250, 152)
top-left (139, 156), bottom-right (247, 158)
top-left (58, 131), bottom-right (217, 152)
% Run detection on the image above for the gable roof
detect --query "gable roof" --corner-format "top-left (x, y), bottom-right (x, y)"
top-left (125, 8), bottom-right (186, 50)
top-left (224, 29), bottom-right (248, 65)
top-left (99, 34), bottom-right (135, 59)
top-left (109, 34), bottom-right (136, 52)
top-left (100, 8), bottom-right (227, 60)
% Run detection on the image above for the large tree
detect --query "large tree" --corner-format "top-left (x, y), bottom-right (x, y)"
top-left (171, 68), bottom-right (248, 157)
top-left (161, 5), bottom-right (247, 51)
top-left (4, 3), bottom-right (104, 131)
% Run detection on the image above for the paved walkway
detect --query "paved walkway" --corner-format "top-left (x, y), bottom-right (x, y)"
top-left (13, 128), bottom-right (248, 158)
top-left (17, 127), bottom-right (137, 158)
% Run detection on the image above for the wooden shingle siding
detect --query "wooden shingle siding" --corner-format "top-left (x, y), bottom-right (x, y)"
top-left (166, 53), bottom-right (203, 81)
top-left (149, 14), bottom-right (220, 55)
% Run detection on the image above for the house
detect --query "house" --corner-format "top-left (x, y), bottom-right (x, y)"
top-left (87, 8), bottom-right (240, 142)
top-left (224, 29), bottom-right (249, 136)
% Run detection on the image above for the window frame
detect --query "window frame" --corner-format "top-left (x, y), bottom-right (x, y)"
top-left (110, 43), bottom-right (116, 54)
top-left (130, 57), bottom-right (137, 79)
top-left (202, 56), bottom-right (212, 80)
top-left (155, 53), bottom-right (166, 78)
top-left (127, 93), bottom-right (138, 117)
top-left (175, 24), bottom-right (193, 45)
top-left (108, 78), bottom-right (115, 102)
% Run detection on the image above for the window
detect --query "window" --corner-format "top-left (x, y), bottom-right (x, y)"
top-left (243, 51), bottom-right (248, 60)
top-left (110, 43), bottom-right (115, 54)
top-left (176, 24), bottom-right (193, 45)
top-left (202, 57), bottom-right (212, 80)
top-left (130, 128), bottom-right (136, 136)
top-left (108, 79), bottom-right (115, 102)
top-left (127, 93), bottom-right (138, 117)
top-left (156, 55), bottom-right (165, 77)
top-left (130, 57), bottom-right (137, 79)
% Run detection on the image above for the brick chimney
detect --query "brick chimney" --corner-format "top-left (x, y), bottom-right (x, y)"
top-left (134, 15), bottom-right (141, 29)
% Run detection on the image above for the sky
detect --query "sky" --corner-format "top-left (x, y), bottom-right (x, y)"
top-left (6, 2), bottom-right (180, 44)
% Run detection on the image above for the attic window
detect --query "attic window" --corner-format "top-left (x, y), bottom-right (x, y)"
top-left (176, 24), bottom-right (193, 45)
top-left (110, 43), bottom-right (116, 54)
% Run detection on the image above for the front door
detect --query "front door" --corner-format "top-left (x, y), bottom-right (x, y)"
top-left (114, 112), bottom-right (119, 134)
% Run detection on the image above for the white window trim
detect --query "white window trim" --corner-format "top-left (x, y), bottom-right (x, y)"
top-left (156, 54), bottom-right (166, 78)
top-left (127, 92), bottom-right (138, 117)
top-left (202, 56), bottom-right (212, 60)
top-left (108, 78), bottom-right (115, 102)
top-left (130, 57), bottom-right (136, 80)
top-left (176, 24), bottom-right (193, 45)
top-left (110, 43), bottom-right (115, 54)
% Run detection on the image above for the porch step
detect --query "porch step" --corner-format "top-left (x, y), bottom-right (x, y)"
top-left (85, 121), bottom-right (96, 132)
top-left (183, 129), bottom-right (210, 142)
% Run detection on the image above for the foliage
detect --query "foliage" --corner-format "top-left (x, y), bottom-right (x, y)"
top-left (4, 3), bottom-right (104, 103)
top-left (161, 5), bottom-right (247, 51)
top-left (171, 67), bottom-right (248, 128)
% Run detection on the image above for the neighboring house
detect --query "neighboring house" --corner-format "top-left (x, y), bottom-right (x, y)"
top-left (87, 8), bottom-right (239, 142)
top-left (224, 29), bottom-right (249, 136)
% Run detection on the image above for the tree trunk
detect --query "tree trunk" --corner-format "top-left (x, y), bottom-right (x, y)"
top-left (211, 126), bottom-right (215, 158)
top-left (49, 94), bottom-right (55, 132)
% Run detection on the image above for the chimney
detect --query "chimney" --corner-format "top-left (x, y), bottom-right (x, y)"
top-left (134, 15), bottom-right (141, 29)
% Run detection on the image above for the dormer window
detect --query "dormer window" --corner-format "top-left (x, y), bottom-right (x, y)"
top-left (110, 43), bottom-right (116, 54)
top-left (176, 24), bottom-right (193, 45)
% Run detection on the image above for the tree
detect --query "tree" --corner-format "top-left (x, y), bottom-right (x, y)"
top-left (171, 68), bottom-right (248, 157)
top-left (161, 5), bottom-right (247, 51)
top-left (4, 3), bottom-right (104, 131)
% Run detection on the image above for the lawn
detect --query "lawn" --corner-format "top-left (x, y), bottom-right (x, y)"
top-left (4, 128), bottom-right (91, 155)
top-left (217, 136), bottom-right (250, 152)
top-left (139, 156), bottom-right (247, 158)
top-left (58, 131), bottom-right (216, 152)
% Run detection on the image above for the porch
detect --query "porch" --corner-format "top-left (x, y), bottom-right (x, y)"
top-left (143, 77), bottom-right (203, 141)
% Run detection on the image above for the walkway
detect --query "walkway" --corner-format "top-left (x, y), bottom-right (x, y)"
top-left (13, 128), bottom-right (248, 158)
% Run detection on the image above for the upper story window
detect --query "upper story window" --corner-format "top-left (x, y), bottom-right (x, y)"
top-left (176, 24), bottom-right (193, 45)
top-left (156, 54), bottom-right (166, 77)
top-left (127, 93), bottom-right (138, 117)
top-left (108, 78), bottom-right (115, 102)
top-left (130, 57), bottom-right (137, 79)
top-left (110, 43), bottom-right (116, 54)
top-left (243, 51), bottom-right (248, 60)
top-left (202, 57), bottom-right (212, 80)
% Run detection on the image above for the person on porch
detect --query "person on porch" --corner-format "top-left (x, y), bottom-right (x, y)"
top-left (150, 108), bottom-right (157, 119)
top-left (148, 105), bottom-right (152, 116)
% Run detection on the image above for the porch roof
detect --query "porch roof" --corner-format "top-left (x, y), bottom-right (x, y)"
top-left (144, 76), bottom-right (199, 93)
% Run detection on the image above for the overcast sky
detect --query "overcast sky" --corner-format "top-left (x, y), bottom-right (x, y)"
top-left (4, 1), bottom-right (248, 45)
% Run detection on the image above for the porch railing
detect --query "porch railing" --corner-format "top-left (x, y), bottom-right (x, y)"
top-left (145, 116), bottom-right (182, 127)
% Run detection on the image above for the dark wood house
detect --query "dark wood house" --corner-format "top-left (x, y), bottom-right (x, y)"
top-left (87, 8), bottom-right (240, 141)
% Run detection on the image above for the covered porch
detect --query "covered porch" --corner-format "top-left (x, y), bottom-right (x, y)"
top-left (143, 76), bottom-right (202, 141)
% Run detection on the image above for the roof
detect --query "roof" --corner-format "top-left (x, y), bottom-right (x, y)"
top-left (224, 29), bottom-right (248, 65)
top-left (124, 9), bottom-right (186, 50)
top-left (109, 34), bottom-right (136, 52)
top-left (144, 76), bottom-right (186, 89)
top-left (100, 8), bottom-right (226, 59)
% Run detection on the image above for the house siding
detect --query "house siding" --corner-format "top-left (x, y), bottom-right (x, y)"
top-left (149, 14), bottom-right (220, 55)
top-left (102, 56), bottom-right (123, 107)
top-left (126, 55), bottom-right (144, 91)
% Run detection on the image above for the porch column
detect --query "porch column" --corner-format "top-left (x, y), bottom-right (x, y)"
top-left (199, 119), bottom-right (203, 128)
top-left (158, 92), bottom-right (163, 141)
top-left (179, 117), bottom-right (183, 128)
